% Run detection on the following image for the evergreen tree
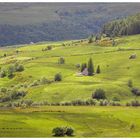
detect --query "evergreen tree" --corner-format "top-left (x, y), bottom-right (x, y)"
top-left (88, 35), bottom-right (94, 43)
top-left (87, 58), bottom-right (94, 76)
top-left (96, 65), bottom-right (101, 74)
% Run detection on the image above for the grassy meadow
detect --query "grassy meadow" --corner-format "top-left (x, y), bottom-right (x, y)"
top-left (0, 34), bottom-right (140, 137)
top-left (0, 106), bottom-right (140, 137)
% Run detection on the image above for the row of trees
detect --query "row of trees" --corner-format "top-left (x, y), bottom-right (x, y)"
top-left (102, 13), bottom-right (140, 37)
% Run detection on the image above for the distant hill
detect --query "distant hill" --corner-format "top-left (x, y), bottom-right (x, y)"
top-left (0, 3), bottom-right (140, 46)
top-left (102, 13), bottom-right (140, 37)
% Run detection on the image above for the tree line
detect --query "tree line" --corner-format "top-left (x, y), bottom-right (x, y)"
top-left (102, 13), bottom-right (140, 37)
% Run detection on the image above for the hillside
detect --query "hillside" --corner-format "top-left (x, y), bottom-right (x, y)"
top-left (0, 3), bottom-right (140, 46)
top-left (0, 34), bottom-right (140, 106)
top-left (102, 13), bottom-right (140, 37)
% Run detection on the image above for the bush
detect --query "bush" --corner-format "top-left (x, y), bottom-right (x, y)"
top-left (99, 100), bottom-right (108, 106)
top-left (0, 70), bottom-right (6, 78)
top-left (128, 80), bottom-right (133, 88)
top-left (112, 97), bottom-right (120, 101)
top-left (54, 73), bottom-right (62, 81)
top-left (131, 100), bottom-right (140, 106)
top-left (65, 127), bottom-right (74, 136)
top-left (52, 127), bottom-right (66, 137)
top-left (52, 127), bottom-right (74, 137)
top-left (92, 89), bottom-right (106, 100)
top-left (58, 57), bottom-right (65, 64)
top-left (131, 88), bottom-right (140, 96)
top-left (40, 77), bottom-right (48, 84)
top-left (16, 64), bottom-right (24, 72)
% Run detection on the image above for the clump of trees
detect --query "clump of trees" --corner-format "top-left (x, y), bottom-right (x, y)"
top-left (126, 100), bottom-right (140, 107)
top-left (0, 88), bottom-right (27, 103)
top-left (80, 58), bottom-right (101, 76)
top-left (52, 127), bottom-right (74, 137)
top-left (92, 88), bottom-right (106, 100)
top-left (0, 63), bottom-right (24, 79)
top-left (102, 13), bottom-right (140, 37)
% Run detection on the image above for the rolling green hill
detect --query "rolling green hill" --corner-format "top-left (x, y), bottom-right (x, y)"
top-left (0, 34), bottom-right (140, 105)
top-left (1, 34), bottom-right (140, 137)
top-left (0, 3), bottom-right (140, 46)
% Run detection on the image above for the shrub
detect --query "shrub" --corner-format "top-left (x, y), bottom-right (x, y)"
top-left (54, 73), bottom-right (62, 81)
top-left (131, 100), bottom-right (140, 106)
top-left (52, 127), bottom-right (66, 137)
top-left (92, 89), bottom-right (106, 100)
top-left (126, 102), bottom-right (131, 106)
top-left (47, 45), bottom-right (52, 50)
top-left (99, 100), bottom-right (108, 106)
top-left (131, 88), bottom-right (140, 96)
top-left (16, 64), bottom-right (24, 72)
top-left (65, 127), bottom-right (74, 136)
top-left (40, 77), bottom-right (48, 84)
top-left (128, 80), bottom-right (133, 88)
top-left (52, 127), bottom-right (74, 137)
top-left (112, 97), bottom-right (120, 101)
top-left (110, 101), bottom-right (121, 106)
top-left (58, 57), bottom-right (65, 64)
top-left (0, 70), bottom-right (6, 78)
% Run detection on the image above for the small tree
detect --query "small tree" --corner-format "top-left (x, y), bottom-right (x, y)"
top-left (65, 127), bottom-right (74, 136)
top-left (47, 45), bottom-right (52, 50)
top-left (88, 35), bottom-right (94, 43)
top-left (128, 80), bottom-right (133, 88)
top-left (88, 58), bottom-right (94, 76)
top-left (131, 88), bottom-right (140, 96)
top-left (58, 57), bottom-right (65, 64)
top-left (7, 65), bottom-right (15, 79)
top-left (0, 70), bottom-right (6, 78)
top-left (92, 89), bottom-right (106, 100)
top-left (54, 73), bottom-right (62, 81)
top-left (52, 127), bottom-right (66, 137)
top-left (96, 65), bottom-right (101, 74)
top-left (15, 64), bottom-right (24, 72)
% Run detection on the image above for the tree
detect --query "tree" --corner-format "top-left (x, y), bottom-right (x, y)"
top-left (52, 127), bottom-right (65, 137)
top-left (58, 57), bottom-right (65, 64)
top-left (92, 89), bottom-right (106, 100)
top-left (96, 65), bottom-right (101, 74)
top-left (15, 64), bottom-right (24, 72)
top-left (81, 63), bottom-right (87, 72)
top-left (7, 65), bottom-right (15, 79)
top-left (54, 73), bottom-right (62, 81)
top-left (87, 58), bottom-right (94, 76)
top-left (52, 127), bottom-right (74, 137)
top-left (0, 70), bottom-right (6, 78)
top-left (88, 35), bottom-right (94, 43)
top-left (65, 127), bottom-right (74, 136)
top-left (128, 80), bottom-right (133, 88)
top-left (131, 88), bottom-right (140, 96)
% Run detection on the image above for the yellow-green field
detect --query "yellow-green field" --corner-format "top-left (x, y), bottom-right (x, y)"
top-left (0, 35), bottom-right (140, 137)
top-left (0, 106), bottom-right (140, 137)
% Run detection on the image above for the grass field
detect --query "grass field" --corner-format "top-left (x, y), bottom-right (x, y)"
top-left (0, 35), bottom-right (140, 137)
top-left (0, 106), bottom-right (140, 137)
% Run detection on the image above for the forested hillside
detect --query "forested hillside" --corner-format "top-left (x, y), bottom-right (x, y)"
top-left (102, 13), bottom-right (140, 37)
top-left (0, 3), bottom-right (140, 46)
